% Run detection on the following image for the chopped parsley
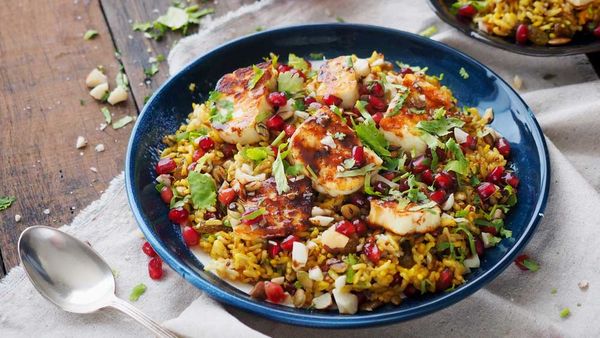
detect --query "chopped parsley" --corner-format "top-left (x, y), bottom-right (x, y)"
top-left (285, 164), bottom-right (304, 176)
top-left (116, 71), bottom-right (129, 89)
top-left (309, 52), bottom-right (324, 60)
top-left (336, 16), bottom-right (345, 23)
top-left (207, 91), bottom-right (234, 124)
top-left (241, 208), bottom-right (267, 220)
top-left (521, 257), bottom-right (540, 272)
top-left (247, 65), bottom-right (265, 90)
top-left (188, 171), bottom-right (216, 209)
top-left (277, 71), bottom-right (304, 94)
top-left (144, 63), bottom-right (159, 78)
top-left (459, 67), bottom-right (470, 79)
top-left (129, 283), bottom-right (147, 301)
top-left (406, 175), bottom-right (428, 202)
top-left (101, 107), bottom-right (112, 124)
top-left (387, 91), bottom-right (409, 117)
top-left (353, 106), bottom-right (391, 158)
top-left (559, 307), bottom-right (570, 318)
top-left (287, 53), bottom-right (310, 73)
top-left (444, 138), bottom-right (468, 176)
top-left (83, 29), bottom-right (98, 40)
top-left (345, 254), bottom-right (358, 283)
top-left (132, 5), bottom-right (214, 40)
top-left (0, 196), bottom-right (16, 211)
top-left (241, 146), bottom-right (272, 162)
top-left (336, 164), bottom-right (377, 178)
top-left (345, 56), bottom-right (353, 68)
top-left (416, 118), bottom-right (465, 136)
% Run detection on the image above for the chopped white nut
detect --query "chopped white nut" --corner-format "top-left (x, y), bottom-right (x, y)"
top-left (311, 293), bottom-right (332, 309)
top-left (308, 266), bottom-right (324, 281)
top-left (107, 86), bottom-right (128, 105)
top-left (442, 193), bottom-right (455, 211)
top-left (85, 68), bottom-right (107, 88)
top-left (513, 75), bottom-right (523, 90)
top-left (270, 276), bottom-right (285, 285)
top-left (95, 144), bottom-right (105, 152)
top-left (43, 209), bottom-right (50, 215)
top-left (90, 167), bottom-right (98, 173)
top-left (75, 136), bottom-right (88, 149)
top-left (353, 58), bottom-right (370, 77)
top-left (99, 123), bottom-right (108, 131)
top-left (321, 225), bottom-right (350, 249)
top-left (14, 214), bottom-right (22, 222)
top-left (309, 215), bottom-right (335, 227)
top-left (578, 280), bottom-right (589, 290)
top-left (291, 242), bottom-right (308, 270)
top-left (89, 82), bottom-right (109, 100)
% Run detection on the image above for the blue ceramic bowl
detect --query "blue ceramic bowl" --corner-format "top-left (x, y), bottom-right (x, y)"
top-left (125, 24), bottom-right (550, 328)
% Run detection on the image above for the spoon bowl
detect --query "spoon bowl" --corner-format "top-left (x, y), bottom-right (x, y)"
top-left (18, 226), bottom-right (176, 337)
top-left (18, 226), bottom-right (115, 313)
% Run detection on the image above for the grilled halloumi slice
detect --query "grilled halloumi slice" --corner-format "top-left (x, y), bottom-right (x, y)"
top-left (316, 56), bottom-right (359, 109)
top-left (289, 106), bottom-right (382, 197)
top-left (379, 73), bottom-right (454, 155)
top-left (367, 199), bottom-right (441, 236)
top-left (235, 177), bottom-right (315, 239)
top-left (211, 62), bottom-right (276, 145)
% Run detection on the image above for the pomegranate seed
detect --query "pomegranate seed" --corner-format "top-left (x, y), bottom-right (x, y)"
top-left (457, 4), bottom-right (477, 18)
top-left (382, 171), bottom-right (395, 181)
top-left (429, 190), bottom-right (447, 204)
top-left (352, 146), bottom-right (365, 167)
top-left (277, 64), bottom-right (292, 73)
top-left (503, 172), bottom-right (520, 188)
top-left (168, 207), bottom-right (189, 224)
top-left (142, 241), bottom-right (157, 257)
top-left (303, 96), bottom-right (317, 106)
top-left (486, 166), bottom-right (505, 183)
top-left (192, 148), bottom-right (205, 162)
top-left (335, 220), bottom-right (356, 237)
top-left (159, 186), bottom-right (173, 204)
top-left (352, 219), bottom-right (367, 236)
top-left (198, 136), bottom-right (215, 151)
top-left (322, 94), bottom-right (342, 106)
top-left (372, 112), bottom-right (384, 125)
top-left (436, 268), bottom-right (453, 291)
top-left (204, 211), bottom-right (217, 220)
top-left (401, 67), bottom-right (413, 75)
top-left (374, 181), bottom-right (390, 194)
top-left (284, 124), bottom-right (296, 137)
top-left (410, 155), bottom-right (430, 174)
top-left (421, 169), bottom-right (434, 185)
top-left (397, 178), bottom-right (410, 192)
top-left (264, 281), bottom-right (286, 303)
top-left (391, 273), bottom-right (403, 286)
top-left (348, 193), bottom-right (368, 208)
top-left (358, 83), bottom-right (370, 95)
top-left (434, 171), bottom-right (455, 190)
top-left (404, 284), bottom-right (418, 298)
top-left (594, 25), bottom-right (600, 38)
top-left (267, 240), bottom-right (281, 258)
top-left (221, 144), bottom-right (236, 159)
top-left (281, 235), bottom-right (299, 251)
top-left (369, 82), bottom-right (384, 97)
top-left (365, 103), bottom-right (378, 115)
top-left (496, 137), bottom-right (511, 157)
top-left (368, 95), bottom-right (387, 111)
top-left (218, 188), bottom-right (237, 205)
top-left (155, 158), bottom-right (176, 175)
top-left (182, 226), bottom-right (199, 246)
top-left (476, 182), bottom-right (498, 200)
top-left (475, 237), bottom-right (485, 256)
top-left (148, 257), bottom-right (163, 280)
top-left (516, 24), bottom-right (529, 44)
top-left (363, 239), bottom-right (381, 264)
top-left (266, 114), bottom-right (285, 130)
top-left (514, 254), bottom-right (531, 271)
top-left (267, 92), bottom-right (287, 107)
top-left (462, 135), bottom-right (477, 150)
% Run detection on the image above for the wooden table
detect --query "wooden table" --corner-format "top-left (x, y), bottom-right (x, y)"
top-left (0, 0), bottom-right (599, 276)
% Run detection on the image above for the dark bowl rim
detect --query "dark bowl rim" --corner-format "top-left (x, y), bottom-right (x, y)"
top-left (427, 0), bottom-right (600, 56)
top-left (125, 23), bottom-right (551, 328)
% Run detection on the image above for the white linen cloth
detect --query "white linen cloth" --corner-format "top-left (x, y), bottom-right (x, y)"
top-left (2, 1), bottom-right (600, 337)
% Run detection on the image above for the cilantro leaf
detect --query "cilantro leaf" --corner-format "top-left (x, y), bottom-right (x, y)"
top-left (188, 171), bottom-right (216, 209)
top-left (132, 22), bottom-right (152, 32)
top-left (354, 122), bottom-right (391, 157)
top-left (285, 164), bottom-right (304, 176)
top-left (157, 7), bottom-right (188, 30)
top-left (0, 196), bottom-right (16, 211)
top-left (416, 118), bottom-right (465, 136)
top-left (241, 147), bottom-right (272, 162)
top-left (247, 65), bottom-right (265, 90)
top-left (386, 91), bottom-right (409, 117)
top-left (144, 63), bottom-right (159, 78)
top-left (272, 145), bottom-right (290, 194)
top-left (444, 138), bottom-right (468, 176)
top-left (288, 53), bottom-right (310, 72)
top-left (83, 30), bottom-right (98, 40)
top-left (208, 92), bottom-right (234, 124)
top-left (277, 71), bottom-right (304, 94)
top-left (336, 163), bottom-right (377, 178)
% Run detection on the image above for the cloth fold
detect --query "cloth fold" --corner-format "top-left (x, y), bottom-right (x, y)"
top-left (2, 0), bottom-right (600, 337)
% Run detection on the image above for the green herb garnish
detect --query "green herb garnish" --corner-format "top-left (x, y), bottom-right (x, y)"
top-left (459, 67), bottom-right (469, 79)
top-left (112, 115), bottom-right (134, 129)
top-left (0, 196), bottom-right (16, 211)
top-left (419, 25), bottom-right (438, 38)
top-left (241, 207), bottom-right (267, 220)
top-left (559, 307), bottom-right (570, 318)
top-left (129, 283), bottom-right (147, 301)
top-left (336, 164), bottom-right (377, 178)
top-left (277, 71), bottom-right (304, 94)
top-left (83, 30), bottom-right (98, 40)
top-left (101, 107), bottom-right (112, 124)
top-left (247, 65), bottom-right (265, 90)
top-left (188, 171), bottom-right (216, 209)
top-left (272, 144), bottom-right (290, 194)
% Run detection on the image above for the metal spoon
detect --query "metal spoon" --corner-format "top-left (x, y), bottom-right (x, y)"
top-left (18, 226), bottom-right (177, 338)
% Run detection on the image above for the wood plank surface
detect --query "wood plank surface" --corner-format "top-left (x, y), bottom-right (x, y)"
top-left (0, 0), bottom-right (137, 273)
top-left (100, 0), bottom-right (255, 109)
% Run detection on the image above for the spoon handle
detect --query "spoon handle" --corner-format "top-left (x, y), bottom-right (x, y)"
top-left (109, 297), bottom-right (178, 338)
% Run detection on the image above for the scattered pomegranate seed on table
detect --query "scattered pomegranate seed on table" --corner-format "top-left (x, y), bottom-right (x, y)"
top-left (142, 241), bottom-right (157, 257)
top-left (148, 257), bottom-right (163, 280)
